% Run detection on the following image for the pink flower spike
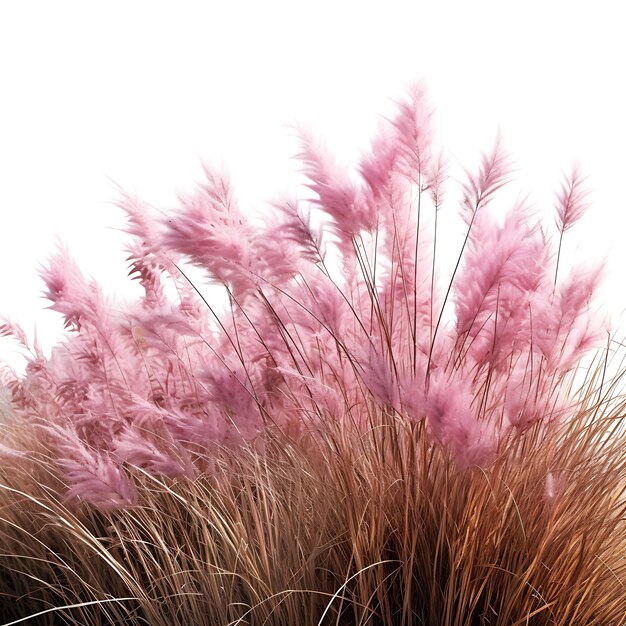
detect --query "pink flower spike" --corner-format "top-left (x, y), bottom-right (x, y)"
top-left (113, 427), bottom-right (195, 479)
top-left (297, 127), bottom-right (375, 243)
top-left (460, 137), bottom-right (511, 224)
top-left (555, 165), bottom-right (590, 233)
top-left (424, 371), bottom-right (496, 468)
top-left (63, 448), bottom-right (137, 512)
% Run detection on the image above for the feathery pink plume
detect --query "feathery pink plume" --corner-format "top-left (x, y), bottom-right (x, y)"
top-left (54, 427), bottom-right (137, 511)
top-left (454, 206), bottom-right (551, 367)
top-left (424, 371), bottom-right (496, 467)
top-left (555, 165), bottom-right (590, 233)
top-left (40, 243), bottom-right (101, 331)
top-left (359, 83), bottom-right (434, 196)
top-left (361, 347), bottom-right (401, 411)
top-left (161, 168), bottom-right (258, 297)
top-left (389, 83), bottom-right (434, 184)
top-left (460, 138), bottom-right (511, 224)
top-left (113, 426), bottom-right (195, 478)
top-left (298, 129), bottom-right (375, 244)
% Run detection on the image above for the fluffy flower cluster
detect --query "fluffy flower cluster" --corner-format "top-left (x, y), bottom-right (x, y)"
top-left (1, 86), bottom-right (603, 510)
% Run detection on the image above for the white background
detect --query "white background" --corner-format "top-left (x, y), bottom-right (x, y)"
top-left (0, 1), bottom-right (624, 372)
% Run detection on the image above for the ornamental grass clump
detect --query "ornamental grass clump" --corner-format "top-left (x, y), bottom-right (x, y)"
top-left (1, 85), bottom-right (622, 625)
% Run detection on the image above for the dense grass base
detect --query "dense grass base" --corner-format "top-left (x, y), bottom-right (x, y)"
top-left (2, 399), bottom-right (626, 626)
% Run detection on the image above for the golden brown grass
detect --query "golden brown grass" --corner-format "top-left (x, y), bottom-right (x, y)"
top-left (2, 369), bottom-right (626, 625)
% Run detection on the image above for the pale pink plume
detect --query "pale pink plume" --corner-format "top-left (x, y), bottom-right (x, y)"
top-left (555, 165), bottom-right (590, 233)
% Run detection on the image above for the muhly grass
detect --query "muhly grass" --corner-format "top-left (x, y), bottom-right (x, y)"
top-left (1, 84), bottom-right (625, 624)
